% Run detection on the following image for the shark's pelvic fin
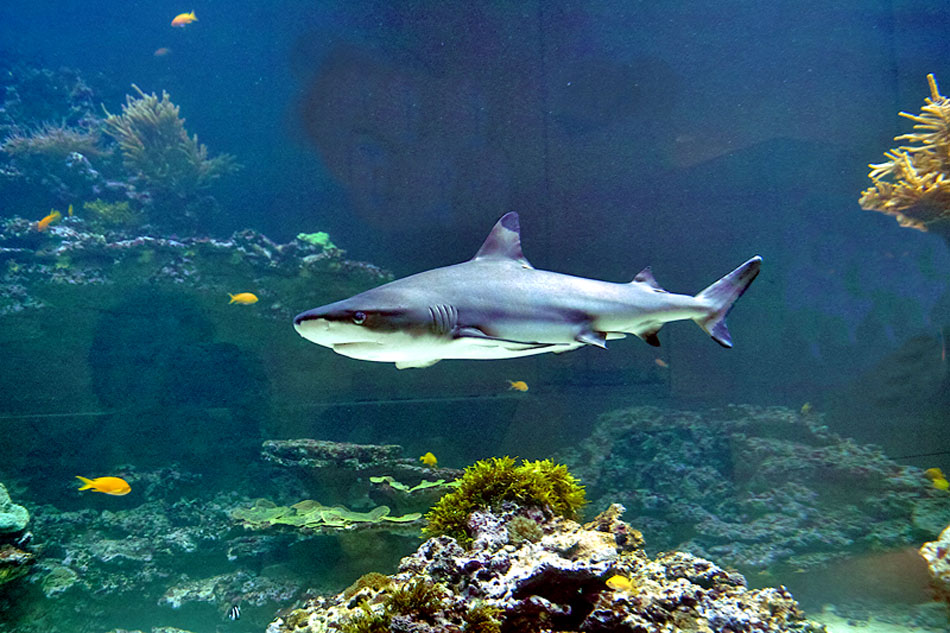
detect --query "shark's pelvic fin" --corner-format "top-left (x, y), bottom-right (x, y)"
top-left (395, 359), bottom-right (441, 370)
top-left (638, 328), bottom-right (662, 347)
top-left (576, 330), bottom-right (607, 349)
top-left (472, 212), bottom-right (534, 269)
top-left (693, 255), bottom-right (762, 348)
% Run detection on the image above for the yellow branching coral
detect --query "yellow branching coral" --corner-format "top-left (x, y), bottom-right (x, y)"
top-left (860, 74), bottom-right (950, 240)
top-left (102, 85), bottom-right (238, 197)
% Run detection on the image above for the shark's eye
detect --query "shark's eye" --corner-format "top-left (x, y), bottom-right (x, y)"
top-left (352, 311), bottom-right (366, 325)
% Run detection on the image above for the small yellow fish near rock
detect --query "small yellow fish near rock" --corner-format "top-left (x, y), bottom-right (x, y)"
top-left (171, 11), bottom-right (198, 27)
top-left (76, 475), bottom-right (131, 496)
top-left (36, 209), bottom-right (61, 232)
top-left (508, 380), bottom-right (529, 392)
top-left (925, 467), bottom-right (949, 491)
top-left (605, 574), bottom-right (636, 593)
top-left (419, 452), bottom-right (438, 468)
top-left (228, 292), bottom-right (258, 305)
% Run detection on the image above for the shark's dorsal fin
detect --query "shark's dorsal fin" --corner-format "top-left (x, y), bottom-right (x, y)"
top-left (633, 267), bottom-right (665, 290)
top-left (472, 212), bottom-right (534, 268)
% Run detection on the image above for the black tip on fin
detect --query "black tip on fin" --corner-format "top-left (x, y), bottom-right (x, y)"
top-left (473, 212), bottom-right (533, 268)
top-left (643, 332), bottom-right (661, 347)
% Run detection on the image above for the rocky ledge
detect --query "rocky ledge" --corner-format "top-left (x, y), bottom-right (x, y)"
top-left (267, 503), bottom-right (825, 633)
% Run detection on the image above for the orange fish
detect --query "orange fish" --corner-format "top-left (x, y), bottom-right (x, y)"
top-left (654, 358), bottom-right (668, 368)
top-left (171, 11), bottom-right (197, 27)
top-left (228, 292), bottom-right (258, 305)
top-left (153, 47), bottom-right (172, 57)
top-left (36, 210), bottom-right (61, 232)
top-left (507, 380), bottom-right (529, 392)
top-left (76, 475), bottom-right (131, 496)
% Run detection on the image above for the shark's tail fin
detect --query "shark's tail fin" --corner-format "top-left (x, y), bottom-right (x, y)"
top-left (693, 256), bottom-right (762, 348)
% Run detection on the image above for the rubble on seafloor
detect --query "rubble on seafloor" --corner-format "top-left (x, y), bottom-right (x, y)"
top-left (558, 405), bottom-right (950, 575)
top-left (0, 214), bottom-right (390, 318)
top-left (266, 503), bottom-right (826, 633)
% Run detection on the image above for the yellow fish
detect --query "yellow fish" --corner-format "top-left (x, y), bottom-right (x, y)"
top-left (925, 467), bottom-right (945, 481)
top-left (508, 380), bottom-right (529, 392)
top-left (228, 292), bottom-right (259, 305)
top-left (76, 475), bottom-right (131, 496)
top-left (171, 11), bottom-right (197, 27)
top-left (67, 204), bottom-right (73, 217)
top-left (800, 402), bottom-right (812, 415)
top-left (605, 575), bottom-right (636, 593)
top-left (36, 210), bottom-right (61, 232)
top-left (419, 452), bottom-right (437, 468)
top-left (934, 478), bottom-right (950, 491)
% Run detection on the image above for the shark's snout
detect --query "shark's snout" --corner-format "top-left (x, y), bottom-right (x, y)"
top-left (293, 309), bottom-right (324, 327)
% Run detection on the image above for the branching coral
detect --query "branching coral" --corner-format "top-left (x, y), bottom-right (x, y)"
top-left (1, 122), bottom-right (105, 159)
top-left (102, 85), bottom-right (238, 198)
top-left (860, 74), bottom-right (950, 241)
top-left (423, 457), bottom-right (586, 544)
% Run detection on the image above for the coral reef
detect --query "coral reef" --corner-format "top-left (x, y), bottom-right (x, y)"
top-left (266, 503), bottom-right (825, 633)
top-left (102, 85), bottom-right (238, 198)
top-left (0, 62), bottom-right (238, 232)
top-left (558, 405), bottom-right (948, 575)
top-left (1, 122), bottom-right (105, 159)
top-left (860, 73), bottom-right (950, 243)
top-left (0, 483), bottom-right (29, 534)
top-left (920, 523), bottom-right (950, 605)
top-left (0, 214), bottom-right (390, 318)
top-left (423, 457), bottom-right (586, 544)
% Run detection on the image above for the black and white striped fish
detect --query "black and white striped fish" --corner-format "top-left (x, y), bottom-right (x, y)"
top-left (227, 604), bottom-right (241, 621)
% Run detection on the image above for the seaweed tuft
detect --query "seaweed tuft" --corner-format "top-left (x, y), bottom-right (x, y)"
top-left (463, 601), bottom-right (502, 633)
top-left (423, 457), bottom-right (585, 544)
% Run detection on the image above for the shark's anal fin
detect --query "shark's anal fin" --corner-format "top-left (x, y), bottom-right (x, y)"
top-left (576, 330), bottom-right (607, 349)
top-left (395, 359), bottom-right (441, 370)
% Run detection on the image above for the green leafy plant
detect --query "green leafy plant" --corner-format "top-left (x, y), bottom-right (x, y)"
top-left (423, 457), bottom-right (586, 544)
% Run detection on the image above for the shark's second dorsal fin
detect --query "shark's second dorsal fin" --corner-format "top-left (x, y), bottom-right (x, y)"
top-left (632, 267), bottom-right (665, 291)
top-left (472, 212), bottom-right (534, 268)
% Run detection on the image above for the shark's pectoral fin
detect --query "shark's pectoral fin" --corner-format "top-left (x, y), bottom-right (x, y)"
top-left (575, 330), bottom-right (607, 349)
top-left (395, 359), bottom-right (441, 369)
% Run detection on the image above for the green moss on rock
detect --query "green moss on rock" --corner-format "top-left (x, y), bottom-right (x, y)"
top-left (423, 457), bottom-right (585, 544)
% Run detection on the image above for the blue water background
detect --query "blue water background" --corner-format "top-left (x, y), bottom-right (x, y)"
top-left (3, 1), bottom-right (950, 630)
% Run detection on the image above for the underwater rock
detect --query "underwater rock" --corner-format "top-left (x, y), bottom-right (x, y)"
top-left (266, 504), bottom-right (825, 633)
top-left (159, 569), bottom-right (298, 610)
top-left (0, 544), bottom-right (34, 586)
top-left (0, 482), bottom-right (29, 534)
top-left (559, 405), bottom-right (947, 575)
top-left (262, 438), bottom-right (462, 481)
top-left (920, 523), bottom-right (950, 604)
top-left (0, 216), bottom-right (390, 318)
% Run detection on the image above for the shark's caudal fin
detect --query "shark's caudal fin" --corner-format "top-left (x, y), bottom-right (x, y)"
top-left (693, 256), bottom-right (762, 348)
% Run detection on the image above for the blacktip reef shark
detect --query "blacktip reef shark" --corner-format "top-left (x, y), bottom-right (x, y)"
top-left (294, 213), bottom-right (762, 369)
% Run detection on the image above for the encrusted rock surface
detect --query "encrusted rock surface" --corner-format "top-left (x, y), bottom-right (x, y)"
top-left (559, 405), bottom-right (949, 574)
top-left (920, 523), bottom-right (950, 604)
top-left (266, 503), bottom-right (825, 633)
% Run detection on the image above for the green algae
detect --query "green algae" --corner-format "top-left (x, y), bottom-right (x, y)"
top-left (296, 231), bottom-right (336, 250)
top-left (423, 457), bottom-right (586, 544)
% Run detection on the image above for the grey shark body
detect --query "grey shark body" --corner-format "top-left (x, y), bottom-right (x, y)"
top-left (294, 213), bottom-right (761, 369)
